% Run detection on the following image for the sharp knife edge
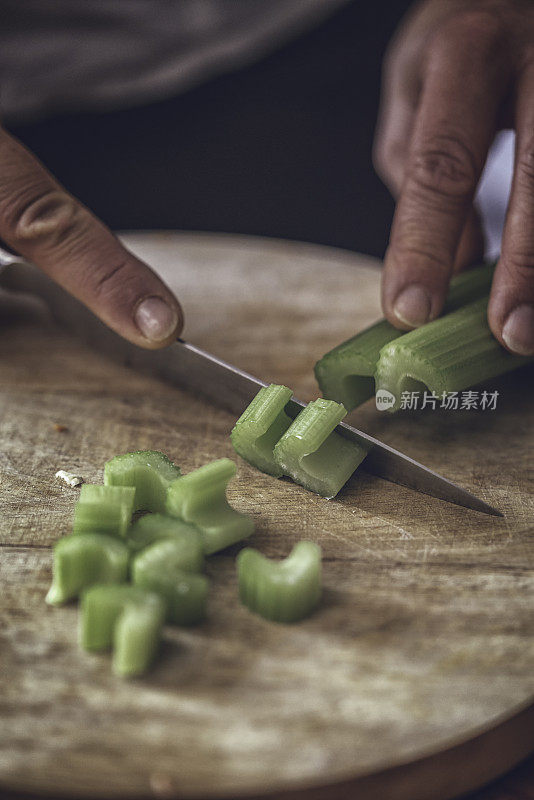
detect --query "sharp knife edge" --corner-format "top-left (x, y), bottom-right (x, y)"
top-left (0, 258), bottom-right (502, 516)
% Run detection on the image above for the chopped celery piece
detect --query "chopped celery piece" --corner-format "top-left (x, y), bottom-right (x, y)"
top-left (132, 540), bottom-right (209, 626)
top-left (238, 541), bottom-right (322, 623)
top-left (315, 262), bottom-right (496, 410)
top-left (104, 450), bottom-right (181, 512)
top-left (127, 513), bottom-right (204, 565)
top-left (80, 585), bottom-right (165, 677)
top-left (46, 533), bottom-right (129, 606)
top-left (375, 295), bottom-right (533, 412)
top-left (73, 485), bottom-right (135, 537)
top-left (273, 399), bottom-right (367, 498)
top-left (230, 384), bottom-right (293, 477)
top-left (79, 485), bottom-right (135, 504)
top-left (166, 459), bottom-right (254, 555)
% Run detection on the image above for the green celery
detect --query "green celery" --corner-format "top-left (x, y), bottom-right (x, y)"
top-left (230, 384), bottom-right (293, 477)
top-left (375, 295), bottom-right (533, 411)
top-left (132, 540), bottom-right (209, 626)
top-left (80, 585), bottom-right (166, 677)
top-left (237, 541), bottom-right (322, 623)
top-left (315, 262), bottom-right (496, 410)
top-left (127, 513), bottom-right (204, 564)
top-left (73, 485), bottom-right (135, 537)
top-left (46, 533), bottom-right (129, 606)
top-left (104, 450), bottom-right (181, 512)
top-left (273, 399), bottom-right (367, 498)
top-left (166, 459), bottom-right (254, 555)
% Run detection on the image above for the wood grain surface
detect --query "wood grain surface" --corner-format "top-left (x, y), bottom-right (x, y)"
top-left (0, 232), bottom-right (533, 800)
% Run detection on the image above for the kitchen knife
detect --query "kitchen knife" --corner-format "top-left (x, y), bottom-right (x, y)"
top-left (0, 250), bottom-right (501, 516)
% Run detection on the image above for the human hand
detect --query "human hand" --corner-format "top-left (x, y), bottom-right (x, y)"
top-left (0, 126), bottom-right (182, 348)
top-left (374, 0), bottom-right (534, 355)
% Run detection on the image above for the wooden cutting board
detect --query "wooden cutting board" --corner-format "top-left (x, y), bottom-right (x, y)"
top-left (0, 232), bottom-right (532, 800)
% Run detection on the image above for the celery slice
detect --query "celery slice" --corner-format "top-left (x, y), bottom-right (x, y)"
top-left (80, 585), bottom-right (165, 677)
top-left (127, 512), bottom-right (204, 565)
top-left (273, 399), bottom-right (367, 498)
top-left (78, 485), bottom-right (135, 504)
top-left (166, 459), bottom-right (254, 555)
top-left (315, 262), bottom-right (496, 410)
top-left (73, 485), bottom-right (135, 537)
top-left (237, 541), bottom-right (321, 623)
top-left (375, 295), bottom-right (533, 411)
top-left (132, 540), bottom-right (209, 626)
top-left (46, 533), bottom-right (129, 606)
top-left (104, 450), bottom-right (181, 512)
top-left (230, 384), bottom-right (293, 477)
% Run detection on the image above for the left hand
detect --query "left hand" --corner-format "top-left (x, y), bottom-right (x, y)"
top-left (374, 0), bottom-right (534, 356)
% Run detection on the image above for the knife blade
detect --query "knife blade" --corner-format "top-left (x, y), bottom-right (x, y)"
top-left (0, 252), bottom-right (501, 516)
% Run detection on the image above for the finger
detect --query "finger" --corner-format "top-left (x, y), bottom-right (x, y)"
top-left (489, 64), bottom-right (534, 356)
top-left (0, 127), bottom-right (183, 348)
top-left (373, 31), bottom-right (420, 196)
top-left (373, 80), bottom-right (417, 197)
top-left (381, 13), bottom-right (511, 330)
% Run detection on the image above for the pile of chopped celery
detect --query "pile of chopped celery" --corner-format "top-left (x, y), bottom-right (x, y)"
top-left (47, 449), bottom-right (322, 678)
top-left (314, 262), bottom-right (533, 412)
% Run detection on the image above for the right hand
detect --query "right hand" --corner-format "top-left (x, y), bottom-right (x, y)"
top-left (0, 126), bottom-right (183, 348)
top-left (373, 0), bottom-right (534, 356)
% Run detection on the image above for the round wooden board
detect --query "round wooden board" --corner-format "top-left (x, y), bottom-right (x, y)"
top-left (0, 232), bottom-right (532, 800)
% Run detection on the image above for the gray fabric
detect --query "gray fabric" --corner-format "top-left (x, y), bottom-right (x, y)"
top-left (0, 0), bottom-right (350, 123)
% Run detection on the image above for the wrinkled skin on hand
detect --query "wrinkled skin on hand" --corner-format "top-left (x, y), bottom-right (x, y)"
top-left (374, 0), bottom-right (534, 355)
top-left (0, 126), bottom-right (182, 348)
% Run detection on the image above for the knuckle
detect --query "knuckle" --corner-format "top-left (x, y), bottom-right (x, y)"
top-left (437, 9), bottom-right (506, 54)
top-left (516, 147), bottom-right (534, 186)
top-left (391, 240), bottom-right (451, 275)
top-left (6, 187), bottom-right (86, 248)
top-left (372, 141), bottom-right (390, 184)
top-left (82, 256), bottom-right (153, 308)
top-left (86, 258), bottom-right (145, 305)
top-left (374, 136), bottom-right (403, 177)
top-left (373, 131), bottom-right (407, 195)
top-left (372, 137), bottom-right (387, 175)
top-left (409, 135), bottom-right (478, 201)
top-left (502, 249), bottom-right (534, 278)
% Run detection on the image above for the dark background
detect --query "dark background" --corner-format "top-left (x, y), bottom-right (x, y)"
top-left (8, 1), bottom-right (413, 259)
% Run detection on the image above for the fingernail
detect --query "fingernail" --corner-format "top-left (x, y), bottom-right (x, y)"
top-left (392, 284), bottom-right (432, 327)
top-left (502, 304), bottom-right (534, 356)
top-left (134, 296), bottom-right (178, 342)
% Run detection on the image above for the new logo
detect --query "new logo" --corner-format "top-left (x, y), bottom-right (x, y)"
top-left (375, 389), bottom-right (396, 410)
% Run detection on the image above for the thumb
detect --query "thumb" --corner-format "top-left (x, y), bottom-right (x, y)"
top-left (0, 127), bottom-right (183, 349)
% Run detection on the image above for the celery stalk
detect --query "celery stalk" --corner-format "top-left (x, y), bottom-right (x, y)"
top-left (315, 262), bottom-right (496, 410)
top-left (375, 295), bottom-right (533, 412)
top-left (104, 450), bottom-right (181, 512)
top-left (132, 540), bottom-right (208, 626)
top-left (230, 384), bottom-right (293, 477)
top-left (166, 459), bottom-right (254, 555)
top-left (273, 399), bottom-right (367, 498)
top-left (46, 533), bottom-right (129, 606)
top-left (237, 541), bottom-right (321, 623)
top-left (73, 485), bottom-right (135, 537)
top-left (80, 585), bottom-right (165, 677)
